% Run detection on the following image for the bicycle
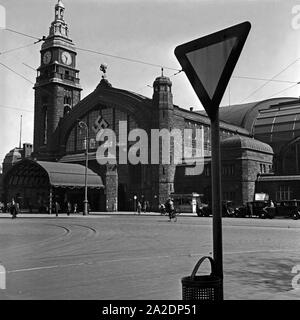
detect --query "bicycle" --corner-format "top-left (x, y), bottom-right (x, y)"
top-left (168, 209), bottom-right (180, 222)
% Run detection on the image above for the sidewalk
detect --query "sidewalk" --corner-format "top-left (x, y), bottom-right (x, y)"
top-left (0, 211), bottom-right (197, 218)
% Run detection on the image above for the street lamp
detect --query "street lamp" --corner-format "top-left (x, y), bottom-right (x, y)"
top-left (78, 120), bottom-right (89, 216)
top-left (133, 195), bottom-right (137, 212)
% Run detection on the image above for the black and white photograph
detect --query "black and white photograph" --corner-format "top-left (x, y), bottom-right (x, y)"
top-left (0, 0), bottom-right (299, 315)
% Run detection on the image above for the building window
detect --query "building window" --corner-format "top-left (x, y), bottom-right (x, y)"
top-left (222, 164), bottom-right (235, 176)
top-left (64, 105), bottom-right (71, 116)
top-left (204, 164), bottom-right (211, 176)
top-left (260, 163), bottom-right (267, 174)
top-left (276, 185), bottom-right (291, 201)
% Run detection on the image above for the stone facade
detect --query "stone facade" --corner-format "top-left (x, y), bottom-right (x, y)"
top-left (220, 136), bottom-right (273, 205)
top-left (174, 136), bottom-right (273, 207)
top-left (105, 164), bottom-right (118, 212)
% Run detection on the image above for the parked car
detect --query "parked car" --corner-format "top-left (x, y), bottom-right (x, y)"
top-left (222, 201), bottom-right (236, 217)
top-left (235, 200), bottom-right (300, 219)
top-left (196, 200), bottom-right (235, 217)
top-left (235, 200), bottom-right (269, 218)
top-left (197, 202), bottom-right (211, 217)
top-left (274, 200), bottom-right (300, 220)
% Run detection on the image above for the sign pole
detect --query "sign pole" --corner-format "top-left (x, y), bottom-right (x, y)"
top-left (174, 21), bottom-right (251, 301)
top-left (211, 109), bottom-right (223, 299)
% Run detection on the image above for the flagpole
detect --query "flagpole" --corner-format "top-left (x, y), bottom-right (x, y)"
top-left (19, 115), bottom-right (23, 149)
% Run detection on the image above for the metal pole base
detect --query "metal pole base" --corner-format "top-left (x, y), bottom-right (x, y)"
top-left (83, 200), bottom-right (89, 216)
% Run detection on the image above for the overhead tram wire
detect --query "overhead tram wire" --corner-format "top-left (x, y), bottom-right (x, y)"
top-left (75, 47), bottom-right (181, 72)
top-left (267, 82), bottom-right (300, 99)
top-left (3, 28), bottom-right (300, 100)
top-left (4, 28), bottom-right (41, 41)
top-left (0, 62), bottom-right (34, 85)
top-left (0, 104), bottom-right (33, 113)
top-left (232, 75), bottom-right (298, 84)
top-left (239, 58), bottom-right (300, 103)
top-left (0, 62), bottom-right (54, 101)
top-left (0, 28), bottom-right (45, 57)
top-left (3, 29), bottom-right (182, 74)
top-left (0, 42), bottom-right (39, 56)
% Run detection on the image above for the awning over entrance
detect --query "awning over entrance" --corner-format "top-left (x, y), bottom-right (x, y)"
top-left (4, 159), bottom-right (104, 189)
top-left (37, 161), bottom-right (103, 188)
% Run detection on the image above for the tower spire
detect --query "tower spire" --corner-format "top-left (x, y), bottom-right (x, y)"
top-left (55, 0), bottom-right (65, 21)
top-left (49, 0), bottom-right (69, 38)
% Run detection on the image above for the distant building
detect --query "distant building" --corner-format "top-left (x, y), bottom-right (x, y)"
top-left (218, 98), bottom-right (300, 202)
top-left (2, 143), bottom-right (33, 174)
top-left (1, 143), bottom-right (32, 202)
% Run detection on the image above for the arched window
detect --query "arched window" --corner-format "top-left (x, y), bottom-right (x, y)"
top-left (64, 96), bottom-right (71, 105)
top-left (63, 105), bottom-right (71, 116)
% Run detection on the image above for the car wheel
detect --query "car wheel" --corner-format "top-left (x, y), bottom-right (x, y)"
top-left (292, 212), bottom-right (300, 220)
top-left (260, 212), bottom-right (266, 219)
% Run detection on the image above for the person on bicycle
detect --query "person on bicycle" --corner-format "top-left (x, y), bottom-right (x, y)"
top-left (165, 198), bottom-right (175, 222)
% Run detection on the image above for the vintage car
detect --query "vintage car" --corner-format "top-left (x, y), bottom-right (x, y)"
top-left (235, 200), bottom-right (269, 218)
top-left (196, 200), bottom-right (235, 217)
top-left (274, 200), bottom-right (300, 220)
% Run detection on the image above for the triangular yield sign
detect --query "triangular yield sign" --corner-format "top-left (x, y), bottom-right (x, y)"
top-left (175, 22), bottom-right (251, 120)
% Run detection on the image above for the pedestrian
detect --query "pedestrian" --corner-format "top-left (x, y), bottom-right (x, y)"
top-left (142, 200), bottom-right (147, 213)
top-left (137, 201), bottom-right (141, 214)
top-left (10, 199), bottom-right (15, 219)
top-left (55, 201), bottom-right (60, 217)
top-left (146, 201), bottom-right (150, 212)
top-left (11, 198), bottom-right (19, 219)
top-left (73, 203), bottom-right (78, 214)
top-left (67, 201), bottom-right (72, 216)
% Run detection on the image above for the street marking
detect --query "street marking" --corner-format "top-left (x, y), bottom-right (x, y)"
top-left (6, 248), bottom-right (300, 274)
top-left (6, 255), bottom-right (174, 274)
top-left (7, 262), bottom-right (86, 274)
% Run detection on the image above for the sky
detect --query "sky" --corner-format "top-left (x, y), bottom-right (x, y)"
top-left (0, 0), bottom-right (300, 165)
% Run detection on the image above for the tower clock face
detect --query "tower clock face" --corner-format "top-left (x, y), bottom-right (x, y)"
top-left (61, 51), bottom-right (72, 65)
top-left (43, 51), bottom-right (52, 64)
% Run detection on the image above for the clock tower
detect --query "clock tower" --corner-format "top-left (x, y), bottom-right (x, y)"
top-left (33, 0), bottom-right (82, 158)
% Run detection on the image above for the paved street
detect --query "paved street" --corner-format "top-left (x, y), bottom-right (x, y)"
top-left (0, 213), bottom-right (299, 300)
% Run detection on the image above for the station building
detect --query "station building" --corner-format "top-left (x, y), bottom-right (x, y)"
top-left (1, 1), bottom-right (299, 212)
